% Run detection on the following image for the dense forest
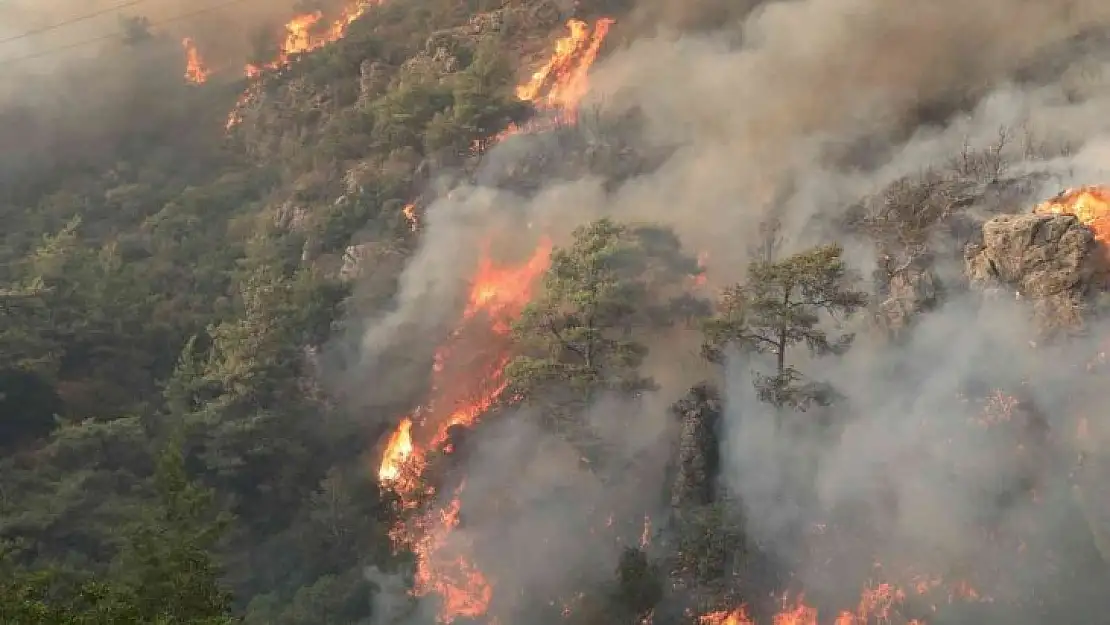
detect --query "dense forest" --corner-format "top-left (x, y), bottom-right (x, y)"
top-left (4, 0), bottom-right (1110, 623)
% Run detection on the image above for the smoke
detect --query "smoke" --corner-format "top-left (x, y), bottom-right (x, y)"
top-left (0, 0), bottom-right (321, 71)
top-left (0, 0), bottom-right (333, 195)
top-left (338, 0), bottom-right (1110, 621)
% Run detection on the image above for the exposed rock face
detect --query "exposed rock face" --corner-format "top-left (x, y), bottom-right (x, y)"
top-left (340, 243), bottom-right (376, 282)
top-left (670, 384), bottom-right (722, 510)
top-left (965, 213), bottom-right (1102, 331)
top-left (358, 60), bottom-right (389, 103)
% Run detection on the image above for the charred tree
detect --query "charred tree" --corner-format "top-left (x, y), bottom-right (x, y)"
top-left (669, 383), bottom-right (722, 510)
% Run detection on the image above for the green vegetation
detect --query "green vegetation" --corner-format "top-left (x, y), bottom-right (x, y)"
top-left (702, 237), bottom-right (867, 415)
top-left (507, 218), bottom-right (707, 463)
top-left (1, 0), bottom-right (1103, 623)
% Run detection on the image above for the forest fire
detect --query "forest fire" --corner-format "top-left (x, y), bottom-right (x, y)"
top-left (182, 38), bottom-right (209, 84)
top-left (373, 15), bottom-right (615, 622)
top-left (245, 0), bottom-right (377, 77)
top-left (700, 607), bottom-right (754, 625)
top-left (515, 17), bottom-right (615, 121)
top-left (701, 585), bottom-right (927, 625)
top-left (376, 238), bottom-right (551, 621)
top-left (411, 485), bottom-right (495, 621)
top-left (488, 17), bottom-right (615, 143)
top-left (225, 0), bottom-right (378, 128)
top-left (1034, 185), bottom-right (1110, 256)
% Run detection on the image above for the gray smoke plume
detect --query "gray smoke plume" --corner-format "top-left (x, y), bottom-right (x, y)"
top-left (340, 0), bottom-right (1110, 621)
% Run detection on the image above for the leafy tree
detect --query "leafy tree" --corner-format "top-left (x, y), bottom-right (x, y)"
top-left (0, 443), bottom-right (237, 624)
top-left (507, 218), bottom-right (707, 460)
top-left (425, 38), bottom-right (531, 157)
top-left (111, 441), bottom-right (236, 623)
top-left (702, 243), bottom-right (866, 414)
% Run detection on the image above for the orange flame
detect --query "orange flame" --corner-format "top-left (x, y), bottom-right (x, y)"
top-left (244, 1), bottom-right (378, 78)
top-left (245, 11), bottom-right (322, 78)
top-left (376, 237), bottom-right (552, 622)
top-left (411, 486), bottom-right (495, 622)
top-left (227, 1), bottom-right (378, 129)
top-left (373, 16), bottom-right (612, 622)
top-left (492, 17), bottom-right (614, 142)
top-left (701, 607), bottom-right (755, 625)
top-left (403, 203), bottom-right (420, 232)
top-left (379, 417), bottom-right (417, 485)
top-left (516, 18), bottom-right (614, 119)
top-left (1033, 185), bottom-right (1110, 256)
top-left (182, 37), bottom-right (209, 84)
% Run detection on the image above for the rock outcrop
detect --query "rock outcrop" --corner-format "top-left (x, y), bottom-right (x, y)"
top-left (965, 213), bottom-right (1103, 331)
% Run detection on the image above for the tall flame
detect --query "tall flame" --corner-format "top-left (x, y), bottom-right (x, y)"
top-left (377, 238), bottom-right (552, 622)
top-left (516, 18), bottom-right (614, 119)
top-left (701, 607), bottom-right (755, 625)
top-left (375, 16), bottom-right (613, 622)
top-left (411, 485), bottom-right (495, 621)
top-left (182, 37), bottom-right (209, 84)
top-left (378, 417), bottom-right (416, 485)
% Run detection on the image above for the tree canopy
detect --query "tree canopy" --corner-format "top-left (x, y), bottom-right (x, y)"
top-left (702, 243), bottom-right (867, 413)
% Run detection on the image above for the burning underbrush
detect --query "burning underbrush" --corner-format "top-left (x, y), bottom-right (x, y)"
top-left (209, 2), bottom-right (1110, 623)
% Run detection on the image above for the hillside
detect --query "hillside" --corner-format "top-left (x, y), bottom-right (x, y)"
top-left (4, 0), bottom-right (1110, 624)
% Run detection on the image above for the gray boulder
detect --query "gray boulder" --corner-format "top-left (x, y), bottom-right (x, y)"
top-left (966, 213), bottom-right (1102, 332)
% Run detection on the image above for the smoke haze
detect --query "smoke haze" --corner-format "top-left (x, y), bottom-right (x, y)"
top-left (344, 0), bottom-right (1110, 621)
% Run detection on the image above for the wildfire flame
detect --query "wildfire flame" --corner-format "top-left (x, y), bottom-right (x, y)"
top-left (376, 238), bottom-right (552, 622)
top-left (374, 16), bottom-right (614, 622)
top-left (700, 577), bottom-right (990, 625)
top-left (245, 1), bottom-right (377, 77)
top-left (378, 417), bottom-right (417, 486)
top-left (516, 18), bottom-right (614, 120)
top-left (1033, 185), bottom-right (1110, 256)
top-left (411, 485), bottom-right (495, 621)
top-left (701, 607), bottom-right (755, 625)
top-left (226, 0), bottom-right (378, 129)
top-left (491, 17), bottom-right (615, 142)
top-left (182, 37), bottom-right (209, 84)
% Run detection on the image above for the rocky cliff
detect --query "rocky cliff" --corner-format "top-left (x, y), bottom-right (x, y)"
top-left (966, 213), bottom-right (1103, 332)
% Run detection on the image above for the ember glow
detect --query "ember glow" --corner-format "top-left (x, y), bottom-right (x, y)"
top-left (378, 417), bottom-right (416, 486)
top-left (1033, 185), bottom-right (1110, 255)
top-left (182, 37), bottom-right (209, 84)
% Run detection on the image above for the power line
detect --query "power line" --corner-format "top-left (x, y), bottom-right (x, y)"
top-left (1, 0), bottom-right (265, 64)
top-left (0, 0), bottom-right (152, 47)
